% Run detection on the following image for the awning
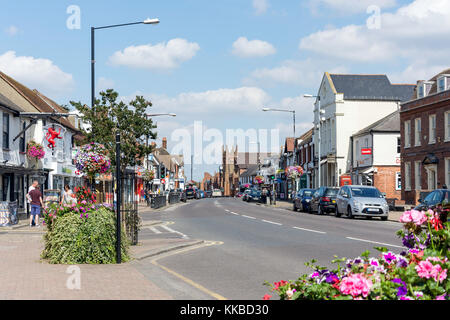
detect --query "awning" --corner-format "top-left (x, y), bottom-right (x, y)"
top-left (361, 167), bottom-right (374, 175)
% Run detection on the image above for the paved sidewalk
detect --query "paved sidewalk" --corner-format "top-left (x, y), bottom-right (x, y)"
top-left (0, 202), bottom-right (195, 300)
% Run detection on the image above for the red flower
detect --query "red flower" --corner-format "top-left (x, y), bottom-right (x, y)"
top-left (263, 294), bottom-right (272, 300)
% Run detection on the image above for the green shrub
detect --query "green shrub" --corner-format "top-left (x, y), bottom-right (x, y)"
top-left (42, 207), bottom-right (129, 264)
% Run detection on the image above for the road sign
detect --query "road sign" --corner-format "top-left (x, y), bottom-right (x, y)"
top-left (361, 148), bottom-right (372, 155)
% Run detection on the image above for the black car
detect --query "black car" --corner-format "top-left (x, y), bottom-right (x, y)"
top-left (246, 189), bottom-right (261, 202)
top-left (309, 187), bottom-right (339, 215)
top-left (415, 189), bottom-right (450, 211)
top-left (185, 188), bottom-right (195, 200)
top-left (293, 188), bottom-right (316, 212)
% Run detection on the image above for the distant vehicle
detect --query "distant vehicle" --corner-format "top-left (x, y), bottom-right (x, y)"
top-left (199, 190), bottom-right (205, 198)
top-left (415, 189), bottom-right (450, 211)
top-left (293, 189), bottom-right (316, 212)
top-left (212, 189), bottom-right (222, 197)
top-left (242, 189), bottom-right (252, 201)
top-left (335, 185), bottom-right (389, 220)
top-left (205, 190), bottom-right (212, 198)
top-left (235, 192), bottom-right (244, 198)
top-left (309, 187), bottom-right (339, 215)
top-left (180, 190), bottom-right (187, 202)
top-left (185, 188), bottom-right (195, 200)
top-left (246, 189), bottom-right (261, 203)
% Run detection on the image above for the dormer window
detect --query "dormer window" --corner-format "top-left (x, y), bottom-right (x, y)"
top-left (417, 81), bottom-right (434, 98)
top-left (437, 75), bottom-right (450, 93)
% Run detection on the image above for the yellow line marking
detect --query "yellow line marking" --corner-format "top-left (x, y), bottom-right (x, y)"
top-left (150, 241), bottom-right (226, 300)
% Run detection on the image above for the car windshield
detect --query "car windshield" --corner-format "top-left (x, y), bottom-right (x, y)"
top-left (186, 188), bottom-right (194, 192)
top-left (350, 187), bottom-right (381, 198)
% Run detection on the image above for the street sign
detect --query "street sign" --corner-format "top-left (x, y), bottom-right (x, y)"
top-left (361, 148), bottom-right (372, 155)
top-left (161, 179), bottom-right (166, 184)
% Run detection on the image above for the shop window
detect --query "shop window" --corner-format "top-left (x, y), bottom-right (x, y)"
top-left (2, 113), bottom-right (9, 149)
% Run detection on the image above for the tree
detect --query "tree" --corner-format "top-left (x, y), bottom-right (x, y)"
top-left (70, 89), bottom-right (157, 172)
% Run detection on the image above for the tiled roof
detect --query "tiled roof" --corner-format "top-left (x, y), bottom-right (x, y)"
top-left (284, 137), bottom-right (294, 152)
top-left (0, 71), bottom-right (78, 132)
top-left (329, 74), bottom-right (415, 102)
top-left (0, 92), bottom-right (23, 114)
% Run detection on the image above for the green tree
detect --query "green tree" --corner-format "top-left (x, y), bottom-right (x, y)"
top-left (70, 89), bottom-right (157, 172)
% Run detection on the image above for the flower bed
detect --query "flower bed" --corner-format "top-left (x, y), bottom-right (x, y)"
top-left (264, 205), bottom-right (449, 300)
top-left (41, 201), bottom-right (128, 264)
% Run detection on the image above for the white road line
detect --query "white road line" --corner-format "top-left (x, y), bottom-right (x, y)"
top-left (148, 226), bottom-right (162, 234)
top-left (292, 226), bottom-right (326, 234)
top-left (160, 225), bottom-right (189, 239)
top-left (262, 220), bottom-right (282, 226)
top-left (346, 237), bottom-right (403, 249)
top-left (241, 215), bottom-right (257, 220)
top-left (230, 211), bottom-right (239, 215)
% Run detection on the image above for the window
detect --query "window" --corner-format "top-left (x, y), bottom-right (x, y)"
top-left (438, 78), bottom-right (446, 92)
top-left (404, 120), bottom-right (411, 148)
top-left (397, 137), bottom-right (401, 153)
top-left (444, 158), bottom-right (450, 188)
top-left (445, 111), bottom-right (450, 141)
top-left (396, 172), bottom-right (401, 191)
top-left (437, 76), bottom-right (449, 93)
top-left (2, 113), bottom-right (9, 149)
top-left (405, 162), bottom-right (411, 191)
top-left (429, 114), bottom-right (436, 144)
top-left (414, 118), bottom-right (421, 146)
top-left (19, 121), bottom-right (26, 153)
top-left (415, 161), bottom-right (421, 191)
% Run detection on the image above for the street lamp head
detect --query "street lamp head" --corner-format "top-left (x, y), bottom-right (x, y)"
top-left (303, 94), bottom-right (314, 98)
top-left (143, 18), bottom-right (160, 24)
top-left (262, 108), bottom-right (271, 112)
top-left (169, 113), bottom-right (177, 117)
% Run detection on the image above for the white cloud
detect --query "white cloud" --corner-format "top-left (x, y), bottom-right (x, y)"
top-left (243, 59), bottom-right (348, 87)
top-left (4, 25), bottom-right (19, 36)
top-left (109, 38), bottom-right (200, 70)
top-left (309, 0), bottom-right (397, 14)
top-left (253, 0), bottom-right (269, 15)
top-left (0, 51), bottom-right (74, 97)
top-left (232, 37), bottom-right (276, 58)
top-left (97, 77), bottom-right (115, 91)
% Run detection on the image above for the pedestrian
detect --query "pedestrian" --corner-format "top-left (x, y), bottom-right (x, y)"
top-left (29, 184), bottom-right (44, 227)
top-left (61, 185), bottom-right (76, 205)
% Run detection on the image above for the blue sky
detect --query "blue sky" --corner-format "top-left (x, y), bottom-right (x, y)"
top-left (1, 0), bottom-right (449, 180)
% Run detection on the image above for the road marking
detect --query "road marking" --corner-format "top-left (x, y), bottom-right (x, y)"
top-left (292, 226), bottom-right (326, 234)
top-left (346, 237), bottom-right (403, 249)
top-left (241, 215), bottom-right (256, 220)
top-left (151, 241), bottom-right (227, 300)
top-left (148, 226), bottom-right (162, 234)
top-left (160, 224), bottom-right (189, 239)
top-left (262, 219), bottom-right (282, 226)
top-left (229, 211), bottom-right (239, 215)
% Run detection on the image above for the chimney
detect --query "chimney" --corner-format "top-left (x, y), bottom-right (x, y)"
top-left (162, 137), bottom-right (167, 150)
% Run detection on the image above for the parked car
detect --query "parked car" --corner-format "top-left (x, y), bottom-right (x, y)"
top-left (415, 189), bottom-right (450, 211)
top-left (212, 189), bottom-right (222, 197)
top-left (185, 187), bottom-right (195, 200)
top-left (205, 190), bottom-right (212, 198)
top-left (335, 185), bottom-right (389, 220)
top-left (309, 187), bottom-right (339, 215)
top-left (179, 190), bottom-right (187, 202)
top-left (293, 189), bottom-right (316, 212)
top-left (246, 189), bottom-right (261, 202)
top-left (199, 190), bottom-right (205, 198)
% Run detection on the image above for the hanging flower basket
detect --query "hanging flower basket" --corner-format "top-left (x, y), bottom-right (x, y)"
top-left (255, 176), bottom-right (264, 184)
top-left (285, 166), bottom-right (304, 179)
top-left (143, 169), bottom-right (155, 181)
top-left (26, 141), bottom-right (45, 160)
top-left (75, 143), bottom-right (111, 179)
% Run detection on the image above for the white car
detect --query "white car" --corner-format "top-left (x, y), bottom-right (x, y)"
top-left (212, 189), bottom-right (222, 197)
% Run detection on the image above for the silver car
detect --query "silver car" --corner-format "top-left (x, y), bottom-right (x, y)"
top-left (335, 185), bottom-right (388, 220)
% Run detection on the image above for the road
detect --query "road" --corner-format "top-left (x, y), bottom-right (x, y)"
top-left (134, 197), bottom-right (405, 300)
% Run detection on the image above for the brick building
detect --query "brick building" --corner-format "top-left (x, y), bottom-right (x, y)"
top-left (400, 69), bottom-right (450, 205)
top-left (295, 128), bottom-right (314, 188)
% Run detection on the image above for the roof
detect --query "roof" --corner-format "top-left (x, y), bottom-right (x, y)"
top-left (0, 92), bottom-right (23, 114)
top-left (411, 68), bottom-right (450, 99)
top-left (328, 74), bottom-right (415, 102)
top-left (353, 110), bottom-right (400, 137)
top-left (0, 71), bottom-right (78, 132)
top-left (297, 128), bottom-right (314, 146)
top-left (284, 137), bottom-right (295, 153)
top-left (240, 164), bottom-right (259, 177)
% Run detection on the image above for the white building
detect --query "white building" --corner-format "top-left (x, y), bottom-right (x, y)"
top-left (311, 73), bottom-right (415, 187)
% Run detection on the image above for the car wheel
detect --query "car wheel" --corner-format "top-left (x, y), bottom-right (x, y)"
top-left (317, 205), bottom-right (322, 215)
top-left (381, 216), bottom-right (388, 221)
top-left (293, 203), bottom-right (297, 212)
top-left (347, 206), bottom-right (354, 219)
top-left (335, 206), bottom-right (341, 218)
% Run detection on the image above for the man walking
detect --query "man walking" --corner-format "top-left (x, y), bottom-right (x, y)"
top-left (29, 184), bottom-right (44, 227)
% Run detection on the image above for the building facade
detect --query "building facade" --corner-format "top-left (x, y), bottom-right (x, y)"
top-left (400, 69), bottom-right (450, 205)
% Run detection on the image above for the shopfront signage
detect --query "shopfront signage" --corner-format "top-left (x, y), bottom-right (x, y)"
top-left (361, 148), bottom-right (372, 155)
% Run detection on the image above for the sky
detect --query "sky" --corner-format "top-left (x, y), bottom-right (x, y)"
top-left (1, 0), bottom-right (449, 180)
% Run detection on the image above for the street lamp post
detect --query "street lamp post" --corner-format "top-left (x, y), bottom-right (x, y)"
top-left (304, 94), bottom-right (324, 189)
top-left (90, 17), bottom-right (160, 264)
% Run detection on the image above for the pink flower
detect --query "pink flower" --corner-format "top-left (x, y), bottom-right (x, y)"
top-left (399, 211), bottom-right (413, 223)
top-left (415, 260), bottom-right (434, 279)
top-left (430, 265), bottom-right (447, 283)
top-left (339, 273), bottom-right (373, 298)
top-left (410, 210), bottom-right (427, 225)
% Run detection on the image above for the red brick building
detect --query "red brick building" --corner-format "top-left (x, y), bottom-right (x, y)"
top-left (400, 69), bottom-right (450, 205)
